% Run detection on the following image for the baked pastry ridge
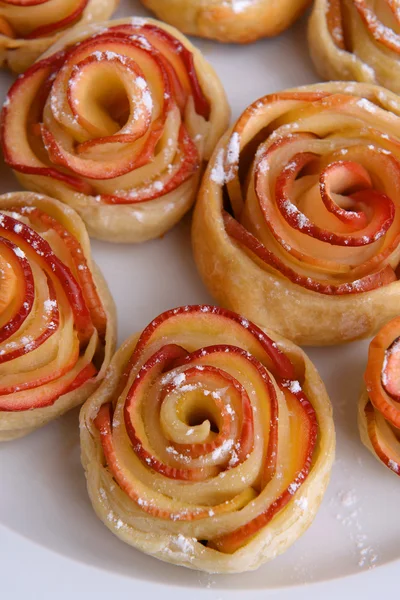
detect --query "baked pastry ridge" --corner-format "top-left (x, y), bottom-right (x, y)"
top-left (140, 0), bottom-right (312, 43)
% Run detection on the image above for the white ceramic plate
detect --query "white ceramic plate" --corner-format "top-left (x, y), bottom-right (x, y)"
top-left (0, 1), bottom-right (399, 594)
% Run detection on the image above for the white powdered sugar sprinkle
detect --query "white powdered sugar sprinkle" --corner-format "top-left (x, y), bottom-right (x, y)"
top-left (210, 132), bottom-right (241, 185)
top-left (388, 459), bottom-right (399, 473)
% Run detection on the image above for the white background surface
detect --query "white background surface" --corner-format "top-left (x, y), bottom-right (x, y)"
top-left (0, 1), bottom-right (398, 597)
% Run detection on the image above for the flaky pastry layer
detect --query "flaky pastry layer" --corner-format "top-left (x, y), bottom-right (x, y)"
top-left (141, 0), bottom-right (311, 43)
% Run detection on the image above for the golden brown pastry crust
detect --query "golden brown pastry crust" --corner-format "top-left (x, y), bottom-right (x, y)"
top-left (309, 0), bottom-right (400, 94)
top-left (0, 0), bottom-right (118, 73)
top-left (141, 0), bottom-right (311, 43)
top-left (0, 192), bottom-right (116, 441)
top-left (80, 305), bottom-right (334, 573)
top-left (1, 18), bottom-right (229, 243)
top-left (192, 82), bottom-right (400, 346)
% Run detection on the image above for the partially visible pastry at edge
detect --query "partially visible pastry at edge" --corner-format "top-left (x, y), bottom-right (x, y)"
top-left (0, 0), bottom-right (118, 73)
top-left (80, 304), bottom-right (334, 573)
top-left (140, 0), bottom-right (311, 43)
top-left (1, 18), bottom-right (229, 243)
top-left (309, 0), bottom-right (400, 94)
top-left (359, 317), bottom-right (400, 477)
top-left (0, 192), bottom-right (116, 441)
top-left (193, 82), bottom-right (400, 346)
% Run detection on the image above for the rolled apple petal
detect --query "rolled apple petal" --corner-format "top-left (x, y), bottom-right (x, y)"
top-left (359, 315), bottom-right (400, 477)
top-left (0, 0), bottom-right (118, 72)
top-left (193, 82), bottom-right (400, 345)
top-left (1, 17), bottom-right (230, 243)
top-left (80, 305), bottom-right (334, 573)
top-left (309, 0), bottom-right (400, 94)
top-left (139, 0), bottom-right (311, 44)
top-left (0, 191), bottom-right (116, 441)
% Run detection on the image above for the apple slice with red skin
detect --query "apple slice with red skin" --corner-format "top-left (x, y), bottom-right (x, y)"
top-left (210, 384), bottom-right (318, 554)
top-left (105, 23), bottom-right (211, 119)
top-left (171, 361), bottom-right (254, 463)
top-left (95, 402), bottom-right (254, 521)
top-left (127, 306), bottom-right (296, 382)
top-left (365, 401), bottom-right (400, 476)
top-left (1, 28), bottom-right (201, 202)
top-left (381, 338), bottom-right (400, 401)
top-left (0, 276), bottom-right (59, 365)
top-left (326, 0), bottom-right (345, 49)
top-left (0, 212), bottom-right (94, 344)
top-left (123, 343), bottom-right (220, 482)
top-left (26, 0), bottom-right (89, 40)
top-left (123, 342), bottom-right (254, 479)
top-left (253, 135), bottom-right (398, 278)
top-left (61, 36), bottom-right (172, 140)
top-left (224, 211), bottom-right (396, 295)
top-left (99, 126), bottom-right (199, 204)
top-left (319, 160), bottom-right (371, 230)
top-left (274, 153), bottom-right (395, 246)
top-left (93, 306), bottom-right (314, 536)
top-left (354, 0), bottom-right (400, 54)
top-left (0, 329), bottom-right (80, 396)
top-left (0, 236), bottom-right (34, 343)
top-left (1, 0), bottom-right (49, 6)
top-left (365, 320), bottom-right (400, 429)
top-left (1, 54), bottom-right (95, 196)
top-left (40, 56), bottom-right (165, 179)
top-left (22, 206), bottom-right (107, 339)
top-left (0, 361), bottom-right (96, 411)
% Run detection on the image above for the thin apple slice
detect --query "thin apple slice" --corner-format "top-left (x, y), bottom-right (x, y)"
top-left (26, 0), bottom-right (89, 39)
top-left (210, 382), bottom-right (317, 553)
top-left (326, 0), bottom-right (345, 49)
top-left (224, 211), bottom-right (396, 295)
top-left (0, 236), bottom-right (34, 343)
top-left (354, 0), bottom-right (400, 54)
top-left (0, 276), bottom-right (59, 365)
top-left (365, 319), bottom-right (400, 429)
top-left (365, 401), bottom-right (400, 476)
top-left (24, 207), bottom-right (107, 339)
top-left (0, 212), bottom-right (94, 343)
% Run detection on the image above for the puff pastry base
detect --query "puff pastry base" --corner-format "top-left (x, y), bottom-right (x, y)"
top-left (140, 0), bottom-right (311, 43)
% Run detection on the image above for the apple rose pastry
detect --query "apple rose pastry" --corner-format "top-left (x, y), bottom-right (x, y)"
top-left (139, 0), bottom-right (311, 44)
top-left (359, 317), bottom-right (400, 477)
top-left (80, 305), bottom-right (334, 573)
top-left (0, 0), bottom-right (118, 73)
top-left (193, 82), bottom-right (400, 346)
top-left (309, 0), bottom-right (400, 94)
top-left (0, 192), bottom-right (116, 442)
top-left (1, 18), bottom-right (229, 243)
